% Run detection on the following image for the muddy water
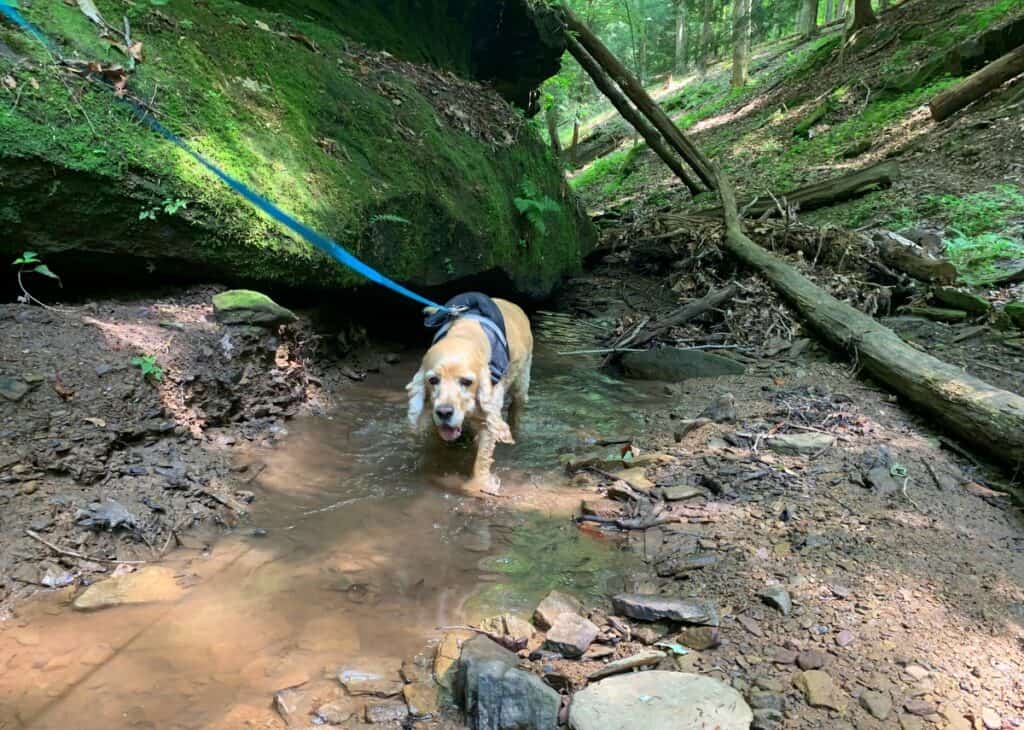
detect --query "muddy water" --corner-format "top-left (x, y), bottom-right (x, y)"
top-left (1, 342), bottom-right (661, 729)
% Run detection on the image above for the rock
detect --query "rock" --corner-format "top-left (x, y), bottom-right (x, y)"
top-left (212, 290), bottom-right (297, 326)
top-left (902, 305), bottom-right (968, 323)
top-left (899, 715), bottom-right (925, 730)
top-left (859, 690), bottom-right (892, 720)
top-left (792, 670), bottom-right (846, 712)
top-left (754, 677), bottom-right (785, 693)
top-left (759, 585), bottom-right (792, 616)
top-left (796, 649), bottom-right (828, 670)
top-left (315, 699), bottom-right (359, 724)
top-left (480, 614), bottom-right (536, 645)
top-left (904, 699), bottom-right (936, 716)
top-left (620, 348), bottom-right (746, 381)
top-left (903, 664), bottom-right (930, 681)
top-left (580, 498), bottom-right (623, 519)
top-left (933, 287), bottom-right (991, 315)
top-left (751, 708), bottom-right (783, 730)
top-left (631, 623), bottom-right (670, 645)
top-left (835, 629), bottom-right (855, 647)
top-left (569, 671), bottom-right (752, 730)
top-left (273, 685), bottom-right (307, 725)
top-left (771, 648), bottom-right (797, 665)
top-left (941, 708), bottom-right (971, 730)
top-left (587, 650), bottom-right (664, 681)
top-left (658, 485), bottom-right (705, 501)
top-left (737, 615), bottom-right (764, 637)
top-left (404, 681), bottom-right (440, 717)
top-left (0, 376), bottom-right (30, 402)
top-left (613, 466), bottom-right (655, 490)
top-left (338, 658), bottom-right (404, 697)
top-left (435, 631), bottom-right (468, 692)
top-left (865, 465), bottom-right (902, 494)
top-left (460, 523), bottom-right (492, 553)
top-left (655, 552), bottom-right (717, 576)
top-left (1004, 301), bottom-right (1024, 329)
top-left (981, 707), bottom-right (1001, 729)
top-left (456, 635), bottom-right (560, 730)
top-left (364, 700), bottom-right (409, 724)
top-left (679, 626), bottom-right (721, 651)
top-left (582, 645), bottom-right (615, 661)
top-left (764, 433), bottom-right (834, 456)
top-left (73, 566), bottom-right (184, 610)
top-left (544, 613), bottom-right (599, 658)
top-left (611, 593), bottom-right (720, 625)
top-left (75, 499), bottom-right (138, 529)
top-left (533, 590), bottom-right (584, 630)
top-left (749, 691), bottom-right (785, 712)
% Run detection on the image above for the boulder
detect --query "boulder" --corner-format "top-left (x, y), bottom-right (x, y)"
top-left (543, 613), bottom-right (599, 658)
top-left (611, 593), bottom-right (720, 626)
top-left (212, 290), bottom-right (297, 327)
top-left (569, 671), bottom-right (753, 730)
top-left (455, 635), bottom-right (560, 730)
top-left (73, 566), bottom-right (184, 610)
top-left (533, 590), bottom-right (584, 630)
top-left (621, 349), bottom-right (746, 381)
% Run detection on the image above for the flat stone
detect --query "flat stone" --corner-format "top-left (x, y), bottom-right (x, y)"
top-left (658, 485), bottom-right (705, 501)
top-left (403, 681), bottom-right (440, 717)
top-left (612, 593), bottom-right (719, 626)
top-left (771, 648), bottom-right (797, 665)
top-left (903, 305), bottom-right (968, 323)
top-left (749, 691), bottom-right (785, 712)
top-left (796, 649), bottom-right (828, 670)
top-left (212, 289), bottom-right (297, 327)
top-left (793, 670), bottom-right (846, 712)
top-left (544, 613), bottom-right (599, 658)
top-left (456, 636), bottom-right (559, 730)
top-left (759, 585), bottom-right (792, 616)
top-left (904, 699), bottom-right (937, 716)
top-left (982, 708), bottom-right (1002, 729)
top-left (569, 671), bottom-right (752, 730)
top-left (835, 629), bottom-right (855, 647)
top-left (860, 690), bottom-right (892, 720)
top-left (315, 698), bottom-right (359, 724)
top-left (900, 715), bottom-right (926, 730)
top-left (73, 566), bottom-right (184, 610)
top-left (764, 433), bottom-right (834, 456)
top-left (0, 376), bottom-right (30, 402)
top-left (338, 657), bottom-right (403, 697)
top-left (480, 613), bottom-right (536, 644)
top-left (655, 551), bottom-right (718, 577)
top-left (582, 645), bottom-right (615, 661)
top-left (533, 590), bottom-right (584, 630)
top-left (903, 664), bottom-right (930, 681)
top-left (613, 466), bottom-right (654, 490)
top-left (751, 708), bottom-right (783, 730)
top-left (364, 700), bottom-right (409, 724)
top-left (679, 626), bottom-right (721, 651)
top-left (587, 650), bottom-right (664, 680)
top-left (942, 708), bottom-right (971, 730)
top-left (621, 348), bottom-right (745, 381)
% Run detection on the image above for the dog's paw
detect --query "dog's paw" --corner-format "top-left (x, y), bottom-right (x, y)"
top-left (467, 474), bottom-right (501, 496)
top-left (490, 418), bottom-right (515, 445)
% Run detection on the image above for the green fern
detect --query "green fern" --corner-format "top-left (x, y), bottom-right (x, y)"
top-left (369, 213), bottom-right (411, 226)
top-left (513, 180), bottom-right (560, 237)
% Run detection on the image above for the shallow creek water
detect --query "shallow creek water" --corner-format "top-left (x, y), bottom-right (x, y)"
top-left (1, 342), bottom-right (663, 729)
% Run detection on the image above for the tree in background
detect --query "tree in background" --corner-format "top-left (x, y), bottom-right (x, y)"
top-left (849, 0), bottom-right (878, 30)
top-left (670, 0), bottom-right (689, 83)
top-left (698, 0), bottom-right (714, 74)
top-left (801, 0), bottom-right (820, 37)
top-left (732, 0), bottom-right (753, 86)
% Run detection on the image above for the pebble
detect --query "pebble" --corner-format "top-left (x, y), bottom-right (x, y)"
top-left (981, 708), bottom-right (1001, 730)
top-left (899, 715), bottom-right (925, 730)
top-left (771, 648), bottom-right (797, 665)
top-left (749, 691), bottom-right (785, 712)
top-left (903, 664), bottom-right (930, 681)
top-left (679, 626), bottom-right (721, 651)
top-left (760, 585), bottom-right (792, 616)
top-left (738, 615), bottom-right (764, 637)
top-left (904, 699), bottom-right (936, 717)
top-left (859, 690), bottom-right (892, 720)
top-left (835, 629), bottom-right (855, 647)
top-left (796, 649), bottom-right (828, 670)
top-left (544, 613), bottom-right (599, 658)
top-left (754, 677), bottom-right (785, 693)
top-left (792, 670), bottom-right (846, 711)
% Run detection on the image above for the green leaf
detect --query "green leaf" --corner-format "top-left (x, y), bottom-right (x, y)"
top-left (13, 251), bottom-right (39, 265)
top-left (32, 264), bottom-right (60, 280)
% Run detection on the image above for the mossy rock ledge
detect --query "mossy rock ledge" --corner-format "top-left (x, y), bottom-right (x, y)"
top-left (0, 0), bottom-right (593, 299)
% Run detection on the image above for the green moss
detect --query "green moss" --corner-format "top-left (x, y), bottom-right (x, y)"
top-left (922, 185), bottom-right (1024, 237)
top-left (0, 0), bottom-right (591, 295)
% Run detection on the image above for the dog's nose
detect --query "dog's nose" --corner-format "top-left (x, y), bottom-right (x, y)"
top-left (435, 405), bottom-right (454, 422)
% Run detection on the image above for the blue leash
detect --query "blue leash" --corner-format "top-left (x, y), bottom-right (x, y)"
top-left (0, 2), bottom-right (449, 313)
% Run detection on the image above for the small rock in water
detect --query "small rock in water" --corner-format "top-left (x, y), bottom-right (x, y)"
top-left (569, 671), bottom-right (752, 730)
top-left (859, 690), bottom-right (892, 720)
top-left (588, 650), bottom-right (664, 681)
top-left (338, 658), bottom-right (403, 697)
top-left (74, 566), bottom-right (184, 610)
top-left (480, 613), bottom-right (536, 645)
top-left (533, 590), bottom-right (584, 630)
top-left (792, 670), bottom-right (846, 711)
top-left (612, 593), bottom-right (719, 626)
top-left (759, 585), bottom-right (792, 615)
top-left (679, 626), bottom-right (721, 651)
top-left (544, 613), bottom-right (599, 658)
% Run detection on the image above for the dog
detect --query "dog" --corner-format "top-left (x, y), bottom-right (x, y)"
top-left (406, 293), bottom-right (533, 494)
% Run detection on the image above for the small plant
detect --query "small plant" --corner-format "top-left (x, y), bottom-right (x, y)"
top-left (443, 257), bottom-right (456, 276)
top-left (131, 355), bottom-right (165, 382)
top-left (513, 180), bottom-right (561, 237)
top-left (12, 251), bottom-right (60, 308)
top-left (369, 213), bottom-right (411, 226)
top-left (139, 197), bottom-right (189, 221)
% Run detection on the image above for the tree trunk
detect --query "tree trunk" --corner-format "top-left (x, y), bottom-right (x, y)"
top-left (801, 0), bottom-right (820, 37)
top-left (699, 0), bottom-right (714, 73)
top-left (849, 0), bottom-right (877, 30)
top-left (712, 166), bottom-right (1024, 469)
top-left (731, 0), bottom-right (752, 86)
top-left (570, 115), bottom-right (581, 165)
top-left (565, 36), bottom-right (701, 194)
top-left (671, 0), bottom-right (689, 82)
top-left (545, 105), bottom-right (563, 156)
top-left (929, 45), bottom-right (1024, 122)
top-left (561, 5), bottom-right (716, 190)
top-left (825, 0), bottom-right (834, 22)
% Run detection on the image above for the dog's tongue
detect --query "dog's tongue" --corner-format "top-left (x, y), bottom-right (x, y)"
top-left (439, 425), bottom-right (461, 442)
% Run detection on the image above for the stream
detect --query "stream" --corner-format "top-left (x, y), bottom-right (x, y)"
top-left (1, 339), bottom-right (662, 729)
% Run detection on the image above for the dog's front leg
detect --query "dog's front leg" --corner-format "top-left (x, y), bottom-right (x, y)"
top-left (467, 429), bottom-right (500, 495)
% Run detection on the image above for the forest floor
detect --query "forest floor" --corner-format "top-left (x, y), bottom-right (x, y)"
top-left (1, 0), bottom-right (1024, 728)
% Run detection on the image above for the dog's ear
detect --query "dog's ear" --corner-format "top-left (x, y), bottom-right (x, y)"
top-left (406, 369), bottom-right (429, 432)
top-left (476, 365), bottom-right (514, 444)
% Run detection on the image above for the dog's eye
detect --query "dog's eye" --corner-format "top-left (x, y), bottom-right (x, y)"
top-left (459, 377), bottom-right (474, 388)
top-left (427, 376), bottom-right (440, 387)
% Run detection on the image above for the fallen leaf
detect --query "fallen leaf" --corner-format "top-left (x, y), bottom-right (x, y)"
top-left (254, 20), bottom-right (271, 31)
top-left (76, 0), bottom-right (105, 26)
top-left (29, 77), bottom-right (39, 90)
top-left (2, 75), bottom-right (15, 90)
top-left (83, 417), bottom-right (107, 428)
top-left (52, 372), bottom-right (75, 401)
top-left (964, 482), bottom-right (1007, 498)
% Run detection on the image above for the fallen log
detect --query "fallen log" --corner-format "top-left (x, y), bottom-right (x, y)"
top-left (713, 164), bottom-right (1024, 468)
top-left (566, 36), bottom-right (701, 195)
top-left (877, 231), bottom-right (958, 283)
top-left (628, 284), bottom-right (741, 349)
top-left (560, 4), bottom-right (716, 190)
top-left (697, 162), bottom-right (898, 218)
top-left (929, 44), bottom-right (1024, 122)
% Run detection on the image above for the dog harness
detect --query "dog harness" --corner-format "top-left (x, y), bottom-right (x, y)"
top-left (425, 292), bottom-right (510, 385)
